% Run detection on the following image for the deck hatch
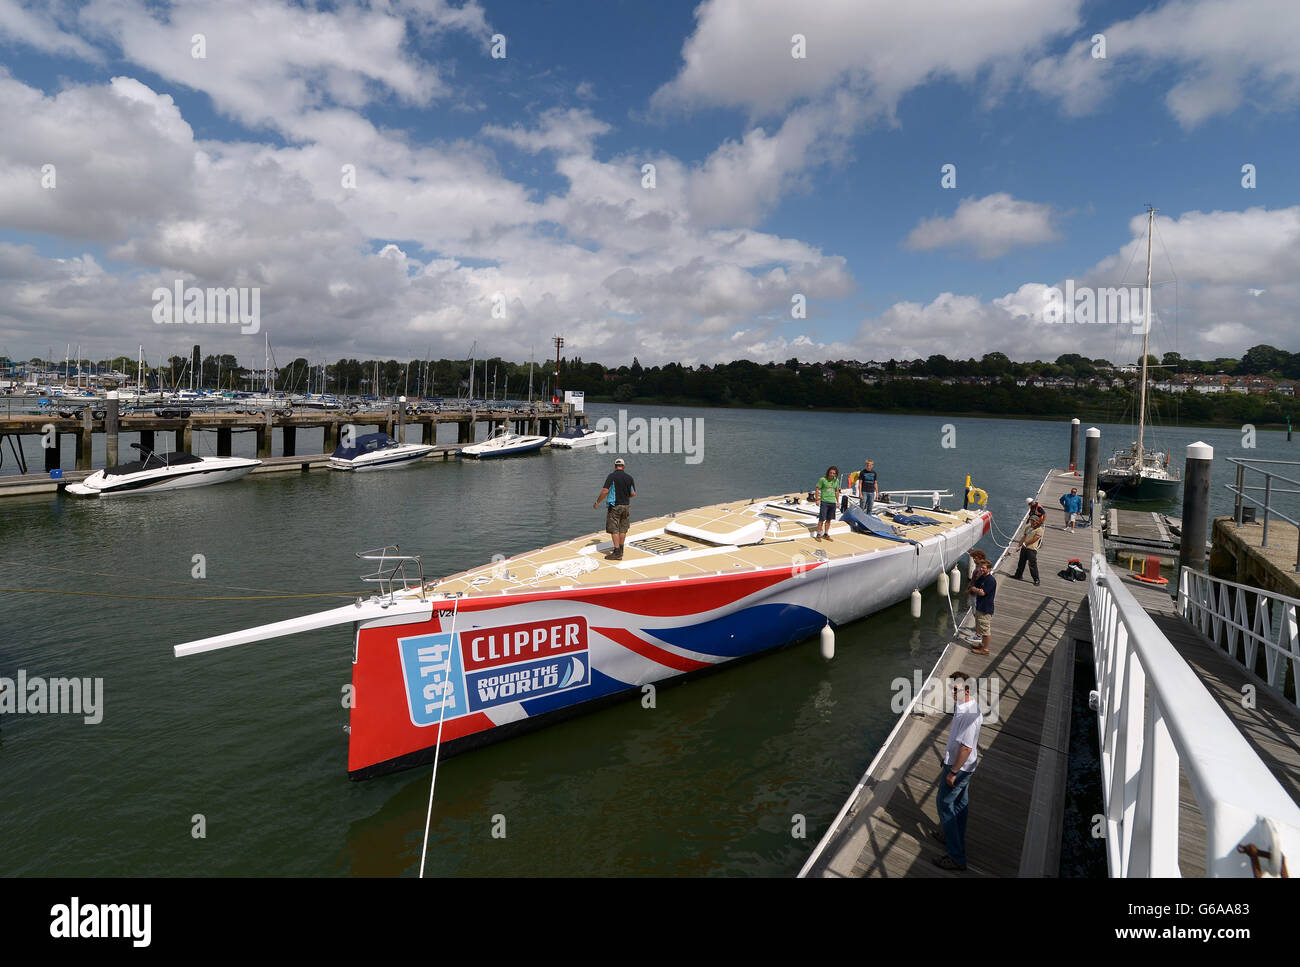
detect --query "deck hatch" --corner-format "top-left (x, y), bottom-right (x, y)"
top-left (631, 536), bottom-right (691, 556)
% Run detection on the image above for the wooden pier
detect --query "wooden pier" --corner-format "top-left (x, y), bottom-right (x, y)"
top-left (801, 468), bottom-right (1300, 878)
top-left (0, 444), bottom-right (467, 496)
top-left (0, 403), bottom-right (566, 493)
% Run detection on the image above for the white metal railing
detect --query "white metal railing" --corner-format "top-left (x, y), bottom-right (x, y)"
top-left (1089, 552), bottom-right (1300, 876)
top-left (1225, 457), bottom-right (1300, 570)
top-left (1178, 567), bottom-right (1300, 709)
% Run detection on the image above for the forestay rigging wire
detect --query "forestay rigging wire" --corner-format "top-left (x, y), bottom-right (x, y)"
top-left (419, 593), bottom-right (460, 879)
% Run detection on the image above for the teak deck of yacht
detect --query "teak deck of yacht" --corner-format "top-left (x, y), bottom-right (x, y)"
top-left (421, 495), bottom-right (984, 598)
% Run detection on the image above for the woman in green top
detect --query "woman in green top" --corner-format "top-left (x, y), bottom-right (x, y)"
top-left (815, 466), bottom-right (840, 541)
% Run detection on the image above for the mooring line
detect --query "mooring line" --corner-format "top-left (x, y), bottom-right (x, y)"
top-left (419, 593), bottom-right (460, 879)
top-left (0, 558), bottom-right (307, 595)
top-left (0, 587), bottom-right (356, 601)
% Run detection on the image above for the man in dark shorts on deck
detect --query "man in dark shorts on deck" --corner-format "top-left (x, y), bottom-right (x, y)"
top-left (593, 457), bottom-right (636, 560)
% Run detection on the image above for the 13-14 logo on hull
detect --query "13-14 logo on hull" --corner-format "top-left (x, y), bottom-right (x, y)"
top-left (397, 617), bottom-right (591, 727)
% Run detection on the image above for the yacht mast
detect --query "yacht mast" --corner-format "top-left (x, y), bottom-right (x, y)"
top-left (1136, 206), bottom-right (1155, 464)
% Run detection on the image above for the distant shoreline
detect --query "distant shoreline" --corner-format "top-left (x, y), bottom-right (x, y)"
top-left (580, 396), bottom-right (1294, 432)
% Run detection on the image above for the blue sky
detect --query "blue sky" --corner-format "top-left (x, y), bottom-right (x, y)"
top-left (1, 0), bottom-right (1298, 368)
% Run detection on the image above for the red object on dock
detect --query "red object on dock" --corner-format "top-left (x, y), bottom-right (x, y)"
top-left (1134, 555), bottom-right (1168, 586)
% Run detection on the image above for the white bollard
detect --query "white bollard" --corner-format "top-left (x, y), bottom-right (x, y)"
top-left (910, 589), bottom-right (922, 619)
top-left (820, 622), bottom-right (835, 660)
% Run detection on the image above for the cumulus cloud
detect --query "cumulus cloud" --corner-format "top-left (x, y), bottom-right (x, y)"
top-left (856, 207), bottom-right (1300, 362)
top-left (77, 0), bottom-right (490, 135)
top-left (1027, 0), bottom-right (1300, 127)
top-left (651, 0), bottom-right (1081, 118)
top-left (4, 0), bottom-right (1299, 372)
top-left (0, 0), bottom-right (99, 58)
top-left (482, 108), bottom-right (611, 156)
top-left (0, 70), bottom-right (855, 367)
top-left (646, 0), bottom-right (1082, 230)
top-left (904, 194), bottom-right (1060, 259)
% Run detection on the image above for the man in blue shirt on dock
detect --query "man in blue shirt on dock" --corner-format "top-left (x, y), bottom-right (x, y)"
top-left (1059, 488), bottom-right (1083, 532)
top-left (934, 671), bottom-right (983, 872)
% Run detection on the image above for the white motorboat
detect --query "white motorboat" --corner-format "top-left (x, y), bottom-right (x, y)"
top-left (329, 432), bottom-right (436, 471)
top-left (65, 444), bottom-right (261, 497)
top-left (549, 425), bottom-right (615, 449)
top-left (460, 427), bottom-right (548, 459)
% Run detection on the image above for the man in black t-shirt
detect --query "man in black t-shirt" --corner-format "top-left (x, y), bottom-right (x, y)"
top-left (593, 457), bottom-right (637, 559)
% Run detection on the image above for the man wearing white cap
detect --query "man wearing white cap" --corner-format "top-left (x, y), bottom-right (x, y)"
top-left (593, 458), bottom-right (636, 560)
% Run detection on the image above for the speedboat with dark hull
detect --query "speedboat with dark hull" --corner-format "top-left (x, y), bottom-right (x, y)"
top-left (549, 425), bottom-right (615, 449)
top-left (65, 444), bottom-right (260, 497)
top-left (329, 432), bottom-right (435, 471)
top-left (460, 428), bottom-right (548, 459)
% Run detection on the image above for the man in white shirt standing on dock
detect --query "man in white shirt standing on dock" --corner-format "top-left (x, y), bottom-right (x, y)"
top-left (934, 672), bottom-right (983, 872)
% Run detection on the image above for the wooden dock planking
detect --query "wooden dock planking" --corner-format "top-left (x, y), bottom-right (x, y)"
top-left (806, 470), bottom-right (1095, 877)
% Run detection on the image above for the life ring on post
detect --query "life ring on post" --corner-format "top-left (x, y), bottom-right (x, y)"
top-left (966, 487), bottom-right (988, 507)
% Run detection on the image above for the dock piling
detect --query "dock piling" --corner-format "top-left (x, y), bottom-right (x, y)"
top-left (1179, 442), bottom-right (1213, 580)
top-left (105, 392), bottom-right (120, 468)
top-left (1068, 418), bottom-right (1080, 472)
top-left (256, 409), bottom-right (272, 459)
top-left (76, 408), bottom-right (93, 470)
top-left (1083, 427), bottom-right (1100, 519)
top-left (44, 432), bottom-right (60, 473)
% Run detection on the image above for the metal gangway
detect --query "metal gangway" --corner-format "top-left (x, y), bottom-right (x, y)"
top-left (1089, 554), bottom-right (1300, 876)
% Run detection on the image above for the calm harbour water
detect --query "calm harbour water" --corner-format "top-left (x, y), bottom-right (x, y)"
top-left (0, 405), bottom-right (1291, 876)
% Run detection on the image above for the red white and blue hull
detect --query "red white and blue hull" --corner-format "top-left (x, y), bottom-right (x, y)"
top-left (345, 512), bottom-right (990, 779)
top-left (175, 498), bottom-right (991, 779)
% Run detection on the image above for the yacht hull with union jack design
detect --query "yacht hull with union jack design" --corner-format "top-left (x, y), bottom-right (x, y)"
top-left (176, 491), bottom-right (991, 779)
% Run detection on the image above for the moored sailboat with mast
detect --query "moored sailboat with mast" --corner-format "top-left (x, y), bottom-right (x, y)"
top-left (1099, 206), bottom-right (1181, 501)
